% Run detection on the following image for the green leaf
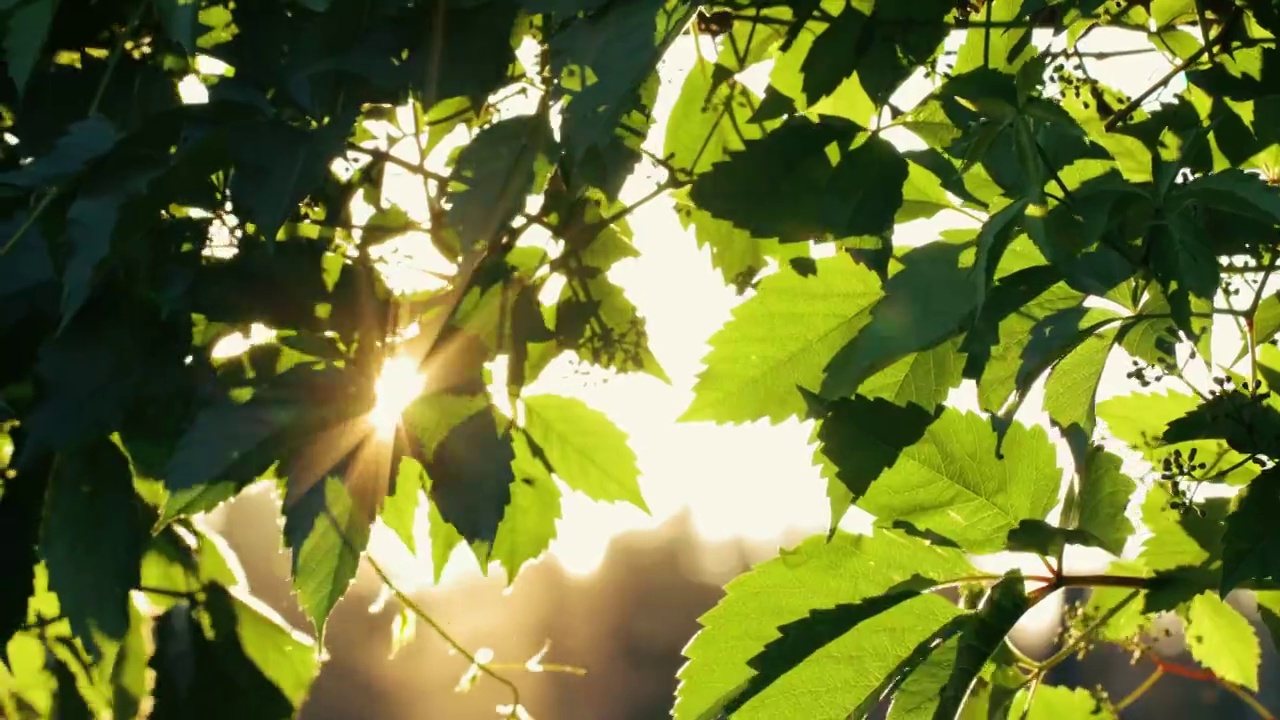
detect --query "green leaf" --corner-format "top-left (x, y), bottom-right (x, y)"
top-left (0, 452), bottom-right (46, 662)
top-left (2, 0), bottom-right (55, 95)
top-left (963, 267), bottom-right (1083, 411)
top-left (690, 117), bottom-right (857, 242)
top-left (282, 474), bottom-right (374, 640)
top-left (520, 394), bottom-right (645, 510)
top-left (1138, 485), bottom-right (1226, 574)
top-left (491, 431), bottom-right (561, 580)
top-left (0, 115), bottom-right (116, 188)
top-left (155, 0), bottom-right (200, 54)
top-left (207, 584), bottom-right (319, 707)
top-left (410, 400), bottom-right (515, 545)
top-left (161, 397), bottom-right (303, 523)
top-left (663, 50), bottom-right (771, 176)
top-left (552, 0), bottom-right (694, 159)
top-left (822, 134), bottom-right (909, 237)
top-left (1221, 472), bottom-right (1280, 593)
top-left (932, 575), bottom-right (1030, 718)
top-left (724, 587), bottom-right (934, 715)
top-left (815, 396), bottom-right (934, 502)
top-left (1163, 388), bottom-right (1280, 458)
top-left (149, 586), bottom-right (312, 718)
top-left (857, 408), bottom-right (1062, 553)
top-left (821, 241), bottom-right (982, 400)
top-left (674, 529), bottom-right (973, 720)
top-left (1043, 323), bottom-right (1118, 462)
top-left (1099, 389), bottom-right (1260, 486)
top-left (1073, 447), bottom-right (1137, 556)
top-left (447, 114), bottom-right (554, 251)
top-left (1185, 591), bottom-right (1260, 691)
top-left (683, 254), bottom-right (880, 424)
top-left (40, 439), bottom-right (144, 659)
top-left (381, 457), bottom-right (425, 554)
top-left (1178, 168), bottom-right (1280, 225)
top-left (557, 272), bottom-right (669, 381)
top-left (228, 118), bottom-right (352, 242)
top-left (856, 337), bottom-right (967, 412)
top-left (1009, 685), bottom-right (1115, 719)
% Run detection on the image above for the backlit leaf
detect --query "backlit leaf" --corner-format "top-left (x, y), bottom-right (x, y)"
top-left (521, 394), bottom-right (645, 510)
top-left (1185, 591), bottom-right (1260, 691)
top-left (683, 254), bottom-right (880, 424)
top-left (674, 529), bottom-right (973, 720)
top-left (857, 408), bottom-right (1062, 553)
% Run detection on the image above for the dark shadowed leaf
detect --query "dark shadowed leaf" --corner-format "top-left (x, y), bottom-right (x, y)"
top-left (816, 396), bottom-right (934, 502)
top-left (40, 438), bottom-right (145, 659)
top-left (491, 431), bottom-right (561, 580)
top-left (821, 241), bottom-right (982, 400)
top-left (1221, 472), bottom-right (1280, 594)
top-left (447, 114), bottom-right (555, 251)
top-left (408, 400), bottom-right (515, 545)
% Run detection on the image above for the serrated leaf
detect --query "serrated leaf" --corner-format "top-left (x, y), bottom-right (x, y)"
top-left (1185, 591), bottom-right (1260, 691)
top-left (723, 587), bottom-right (932, 716)
top-left (162, 398), bottom-right (303, 523)
top-left (857, 408), bottom-right (1062, 553)
top-left (491, 431), bottom-right (561, 580)
top-left (447, 114), bottom-right (554, 251)
top-left (412, 402), bottom-right (514, 545)
top-left (381, 457), bottom-right (425, 554)
top-left (816, 396), bottom-right (934, 502)
top-left (856, 337), bottom-right (967, 412)
top-left (40, 439), bottom-right (144, 659)
top-left (932, 575), bottom-right (1029, 718)
top-left (155, 0), bottom-right (200, 54)
top-left (1178, 168), bottom-right (1280, 225)
top-left (1043, 323), bottom-right (1118, 462)
top-left (282, 474), bottom-right (373, 639)
top-left (664, 48), bottom-right (771, 176)
top-left (1138, 485), bottom-right (1226, 573)
top-left (674, 529), bottom-right (974, 720)
top-left (1009, 685), bottom-right (1115, 719)
top-left (520, 394), bottom-right (645, 510)
top-left (822, 134), bottom-right (909, 237)
top-left (149, 586), bottom-right (310, 718)
top-left (2, 0), bottom-right (55, 96)
top-left (1163, 389), bottom-right (1280, 458)
top-left (821, 241), bottom-right (983, 400)
top-left (683, 254), bottom-right (880, 424)
top-left (1074, 447), bottom-right (1137, 556)
top-left (557, 272), bottom-right (669, 382)
top-left (0, 115), bottom-right (116, 188)
top-left (1220, 471), bottom-right (1280, 593)
top-left (552, 0), bottom-right (693, 158)
top-left (1099, 389), bottom-right (1260, 486)
top-left (690, 117), bottom-right (857, 242)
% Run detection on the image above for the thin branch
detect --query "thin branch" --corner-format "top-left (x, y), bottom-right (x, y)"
top-left (366, 554), bottom-right (523, 717)
top-left (1115, 667), bottom-right (1163, 712)
top-left (1103, 11), bottom-right (1237, 131)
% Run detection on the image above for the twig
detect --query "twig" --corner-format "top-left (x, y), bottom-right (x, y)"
top-left (1103, 12), bottom-right (1237, 130)
top-left (1115, 667), bottom-right (1163, 712)
top-left (366, 554), bottom-right (523, 718)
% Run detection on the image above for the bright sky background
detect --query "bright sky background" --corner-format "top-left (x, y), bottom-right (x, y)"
top-left (199, 21), bottom-right (1251, 631)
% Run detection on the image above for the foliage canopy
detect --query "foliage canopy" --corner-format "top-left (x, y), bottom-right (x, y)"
top-left (6, 0), bottom-right (1280, 718)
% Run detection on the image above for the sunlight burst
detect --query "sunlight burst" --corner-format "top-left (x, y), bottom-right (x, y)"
top-left (368, 356), bottom-right (426, 437)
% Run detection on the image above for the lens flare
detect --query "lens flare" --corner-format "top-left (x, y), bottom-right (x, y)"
top-left (369, 356), bottom-right (425, 437)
